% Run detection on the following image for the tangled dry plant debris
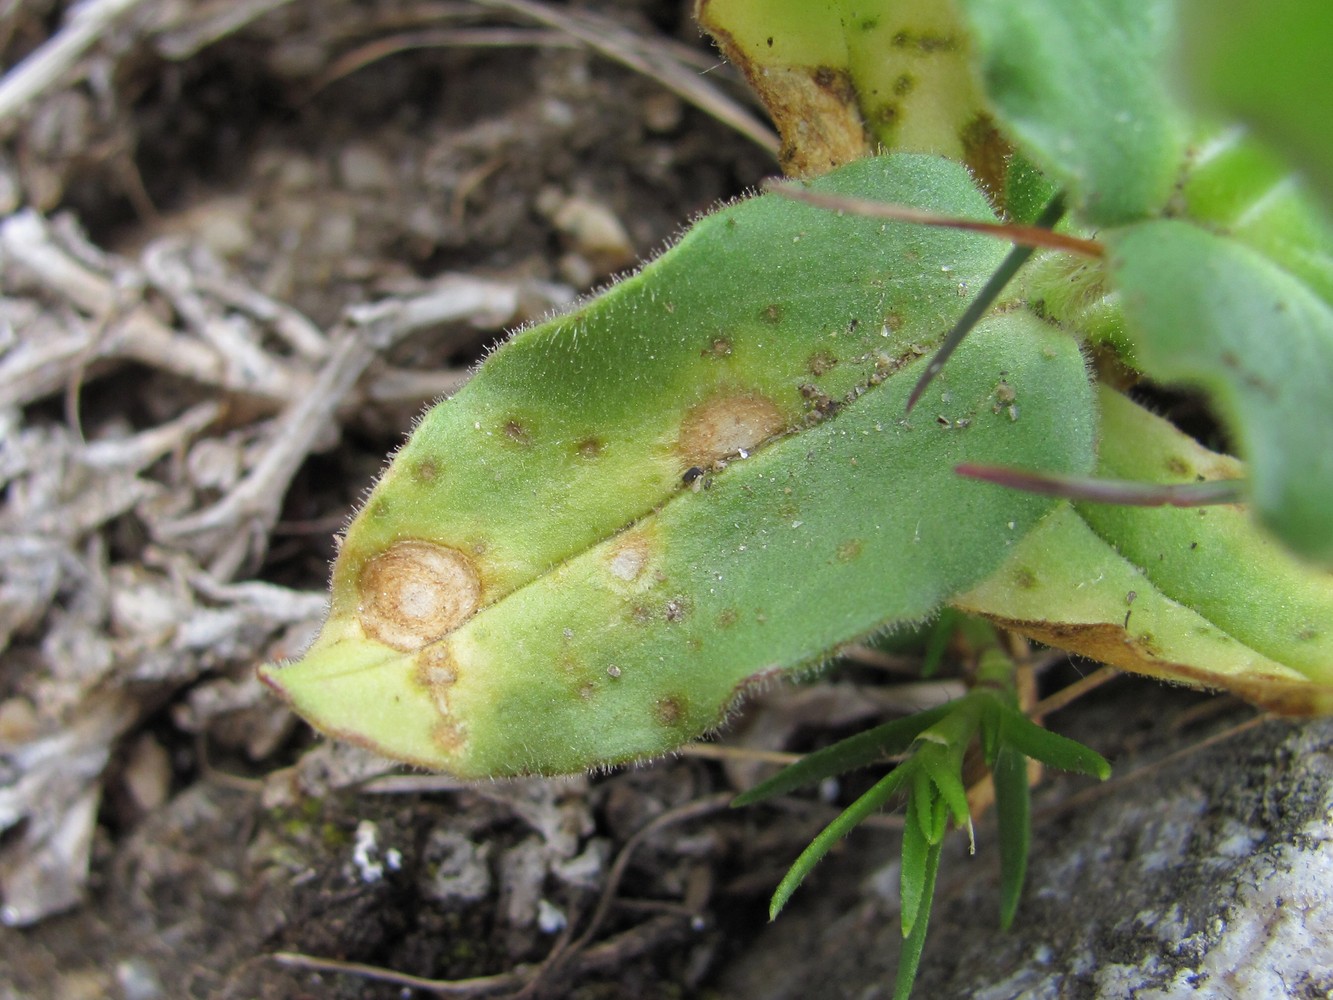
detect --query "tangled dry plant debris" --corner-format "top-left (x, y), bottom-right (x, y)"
top-left (0, 205), bottom-right (553, 924)
top-left (3, 0), bottom-right (774, 931)
top-left (0, 15), bottom-right (787, 995)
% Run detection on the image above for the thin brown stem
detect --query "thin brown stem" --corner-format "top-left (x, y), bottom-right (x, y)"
top-left (1029, 665), bottom-right (1122, 719)
top-left (956, 464), bottom-right (1247, 507)
top-left (763, 182), bottom-right (1103, 258)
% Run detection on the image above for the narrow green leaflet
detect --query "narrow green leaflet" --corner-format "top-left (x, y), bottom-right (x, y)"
top-left (996, 709), bottom-right (1111, 780)
top-left (731, 704), bottom-right (953, 807)
top-left (770, 766), bottom-right (912, 919)
top-left (900, 789), bottom-right (933, 935)
top-left (1107, 222), bottom-right (1333, 563)
top-left (957, 0), bottom-right (1188, 225)
top-left (992, 744), bottom-right (1030, 930)
top-left (894, 837), bottom-right (943, 1000)
top-left (261, 155), bottom-right (1097, 776)
top-left (915, 709), bottom-right (975, 829)
top-left (748, 682), bottom-right (1108, 928)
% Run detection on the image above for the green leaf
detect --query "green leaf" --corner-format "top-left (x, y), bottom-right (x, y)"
top-left (1178, 0), bottom-right (1333, 207)
top-left (955, 500), bottom-right (1333, 715)
top-left (1107, 221), bottom-right (1333, 563)
top-left (1002, 153), bottom-right (1060, 224)
top-left (731, 703), bottom-right (953, 807)
top-left (928, 779), bottom-right (951, 842)
top-left (912, 765), bottom-right (938, 842)
top-left (992, 743), bottom-right (1030, 929)
top-left (1177, 132), bottom-right (1333, 305)
top-left (769, 766), bottom-right (912, 919)
top-left (957, 0), bottom-right (1188, 225)
top-left (900, 779), bottom-right (932, 935)
top-left (262, 155), bottom-right (1098, 777)
top-left (923, 756), bottom-right (970, 832)
top-left (894, 837), bottom-right (944, 1000)
top-left (997, 708), bottom-right (1110, 781)
top-left (915, 729), bottom-right (975, 832)
top-left (1080, 388), bottom-right (1333, 679)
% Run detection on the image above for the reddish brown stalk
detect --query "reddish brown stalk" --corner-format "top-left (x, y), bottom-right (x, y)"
top-left (763, 181), bottom-right (1104, 258)
top-left (956, 464), bottom-right (1248, 507)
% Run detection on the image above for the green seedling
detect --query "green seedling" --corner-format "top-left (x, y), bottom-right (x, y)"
top-left (734, 640), bottom-right (1109, 999)
top-left (262, 1), bottom-right (1332, 996)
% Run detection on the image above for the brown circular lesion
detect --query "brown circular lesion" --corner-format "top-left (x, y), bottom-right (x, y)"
top-left (502, 419), bottom-right (532, 446)
top-left (411, 458), bottom-right (441, 483)
top-left (605, 531), bottom-right (652, 585)
top-left (677, 393), bottom-right (784, 468)
top-left (575, 436), bottom-right (604, 459)
top-left (415, 642), bottom-right (459, 690)
top-left (654, 694), bottom-right (686, 727)
top-left (357, 540), bottom-right (481, 652)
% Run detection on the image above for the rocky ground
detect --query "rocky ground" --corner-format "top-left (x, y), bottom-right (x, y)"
top-left (1, 2), bottom-right (1329, 998)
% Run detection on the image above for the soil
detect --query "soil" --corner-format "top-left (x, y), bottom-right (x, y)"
top-left (0, 3), bottom-right (1302, 999)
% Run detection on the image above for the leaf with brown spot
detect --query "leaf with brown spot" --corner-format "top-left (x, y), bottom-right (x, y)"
top-left (955, 391), bottom-right (1333, 714)
top-left (263, 153), bottom-right (1062, 775)
top-left (697, 0), bottom-right (995, 178)
top-left (264, 305), bottom-right (1095, 776)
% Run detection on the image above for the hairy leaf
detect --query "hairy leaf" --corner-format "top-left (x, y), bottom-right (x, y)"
top-left (261, 155), bottom-right (1097, 776)
top-left (956, 0), bottom-right (1188, 224)
top-left (1108, 222), bottom-right (1333, 563)
top-left (1082, 389), bottom-right (1333, 672)
top-left (955, 394), bottom-right (1333, 714)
